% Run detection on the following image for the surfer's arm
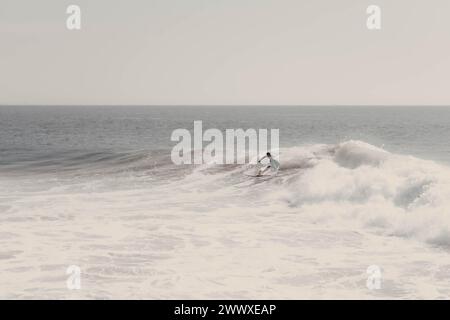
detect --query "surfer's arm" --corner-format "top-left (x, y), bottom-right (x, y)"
top-left (257, 156), bottom-right (267, 163)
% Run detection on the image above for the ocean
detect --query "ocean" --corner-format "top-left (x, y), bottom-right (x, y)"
top-left (1, 105), bottom-right (450, 299)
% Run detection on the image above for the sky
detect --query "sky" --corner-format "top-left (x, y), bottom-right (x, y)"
top-left (1, 0), bottom-right (450, 105)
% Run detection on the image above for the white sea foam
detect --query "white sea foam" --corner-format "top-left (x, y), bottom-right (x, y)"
top-left (2, 140), bottom-right (450, 299)
top-left (268, 141), bottom-right (450, 246)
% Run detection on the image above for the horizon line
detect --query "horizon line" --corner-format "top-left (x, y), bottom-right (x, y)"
top-left (2, 104), bottom-right (450, 108)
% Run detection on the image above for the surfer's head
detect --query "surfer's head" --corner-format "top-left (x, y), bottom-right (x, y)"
top-left (266, 152), bottom-right (271, 157)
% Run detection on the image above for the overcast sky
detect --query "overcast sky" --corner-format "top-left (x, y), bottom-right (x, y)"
top-left (1, 0), bottom-right (450, 105)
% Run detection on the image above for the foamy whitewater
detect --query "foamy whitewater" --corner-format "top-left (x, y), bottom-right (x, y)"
top-left (1, 106), bottom-right (450, 299)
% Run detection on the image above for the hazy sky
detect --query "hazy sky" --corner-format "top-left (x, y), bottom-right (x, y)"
top-left (1, 0), bottom-right (450, 105)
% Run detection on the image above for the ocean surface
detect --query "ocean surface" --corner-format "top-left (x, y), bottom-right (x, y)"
top-left (1, 105), bottom-right (450, 299)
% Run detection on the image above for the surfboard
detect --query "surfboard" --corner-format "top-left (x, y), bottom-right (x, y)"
top-left (244, 166), bottom-right (279, 178)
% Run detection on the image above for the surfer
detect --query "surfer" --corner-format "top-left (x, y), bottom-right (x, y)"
top-left (257, 152), bottom-right (279, 176)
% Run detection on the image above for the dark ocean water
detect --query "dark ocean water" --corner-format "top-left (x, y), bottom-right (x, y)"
top-left (1, 106), bottom-right (450, 171)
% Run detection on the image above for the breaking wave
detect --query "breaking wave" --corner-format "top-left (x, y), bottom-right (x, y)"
top-left (188, 140), bottom-right (450, 248)
top-left (3, 140), bottom-right (450, 248)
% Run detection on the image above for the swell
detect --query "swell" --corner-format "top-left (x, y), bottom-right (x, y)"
top-left (0, 149), bottom-right (172, 175)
